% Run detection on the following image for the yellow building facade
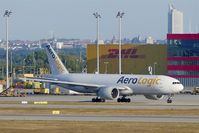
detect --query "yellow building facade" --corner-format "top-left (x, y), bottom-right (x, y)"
top-left (87, 44), bottom-right (167, 74)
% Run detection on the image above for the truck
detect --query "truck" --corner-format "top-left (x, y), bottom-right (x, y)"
top-left (54, 87), bottom-right (61, 95)
top-left (192, 87), bottom-right (199, 95)
top-left (33, 88), bottom-right (49, 95)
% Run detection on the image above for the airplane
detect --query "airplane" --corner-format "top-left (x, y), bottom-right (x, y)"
top-left (21, 43), bottom-right (184, 103)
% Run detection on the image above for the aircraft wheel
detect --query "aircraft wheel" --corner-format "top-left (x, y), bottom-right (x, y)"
top-left (167, 99), bottom-right (172, 103)
top-left (92, 98), bottom-right (106, 102)
top-left (96, 98), bottom-right (100, 102)
top-left (101, 99), bottom-right (106, 102)
top-left (117, 98), bottom-right (121, 102)
top-left (127, 98), bottom-right (131, 103)
top-left (92, 98), bottom-right (96, 102)
top-left (118, 98), bottom-right (131, 103)
top-left (123, 98), bottom-right (127, 102)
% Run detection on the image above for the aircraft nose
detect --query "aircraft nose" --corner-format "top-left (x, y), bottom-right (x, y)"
top-left (175, 84), bottom-right (184, 93)
top-left (179, 84), bottom-right (184, 91)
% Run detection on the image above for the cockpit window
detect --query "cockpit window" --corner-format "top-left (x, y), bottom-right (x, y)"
top-left (172, 82), bottom-right (181, 84)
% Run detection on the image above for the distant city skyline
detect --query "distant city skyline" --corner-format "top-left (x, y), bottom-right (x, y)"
top-left (0, 0), bottom-right (198, 40)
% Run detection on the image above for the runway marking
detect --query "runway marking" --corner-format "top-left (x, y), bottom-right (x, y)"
top-left (34, 101), bottom-right (48, 104)
top-left (52, 110), bottom-right (60, 115)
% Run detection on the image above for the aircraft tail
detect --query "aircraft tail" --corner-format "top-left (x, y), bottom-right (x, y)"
top-left (44, 43), bottom-right (69, 75)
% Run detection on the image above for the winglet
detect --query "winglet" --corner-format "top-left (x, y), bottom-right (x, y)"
top-left (44, 43), bottom-right (69, 75)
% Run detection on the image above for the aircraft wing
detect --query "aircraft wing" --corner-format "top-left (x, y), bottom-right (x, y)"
top-left (19, 77), bottom-right (103, 88)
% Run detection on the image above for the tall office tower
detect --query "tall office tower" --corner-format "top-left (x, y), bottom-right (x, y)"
top-left (168, 4), bottom-right (183, 33)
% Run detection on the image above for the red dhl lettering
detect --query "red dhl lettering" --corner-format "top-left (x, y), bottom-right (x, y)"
top-left (101, 48), bottom-right (145, 59)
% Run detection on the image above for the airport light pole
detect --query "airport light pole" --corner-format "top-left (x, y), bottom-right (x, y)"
top-left (93, 12), bottom-right (101, 74)
top-left (23, 58), bottom-right (25, 75)
top-left (104, 62), bottom-right (109, 74)
top-left (153, 62), bottom-right (157, 75)
top-left (116, 11), bottom-right (124, 74)
top-left (4, 10), bottom-right (12, 89)
top-left (10, 50), bottom-right (13, 87)
top-left (33, 51), bottom-right (36, 75)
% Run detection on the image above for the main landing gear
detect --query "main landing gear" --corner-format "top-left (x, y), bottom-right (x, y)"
top-left (167, 94), bottom-right (173, 103)
top-left (117, 96), bottom-right (131, 103)
top-left (92, 97), bottom-right (105, 102)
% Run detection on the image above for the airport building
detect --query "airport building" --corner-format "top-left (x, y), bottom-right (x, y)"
top-left (87, 44), bottom-right (167, 75)
top-left (167, 34), bottom-right (199, 87)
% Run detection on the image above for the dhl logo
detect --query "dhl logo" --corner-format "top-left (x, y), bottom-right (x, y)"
top-left (101, 48), bottom-right (145, 59)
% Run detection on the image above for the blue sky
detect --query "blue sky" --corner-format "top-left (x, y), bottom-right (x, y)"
top-left (0, 0), bottom-right (198, 40)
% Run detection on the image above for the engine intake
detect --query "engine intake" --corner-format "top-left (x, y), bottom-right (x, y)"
top-left (97, 87), bottom-right (119, 100)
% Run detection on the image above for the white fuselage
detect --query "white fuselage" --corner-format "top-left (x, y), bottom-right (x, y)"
top-left (48, 73), bottom-right (184, 95)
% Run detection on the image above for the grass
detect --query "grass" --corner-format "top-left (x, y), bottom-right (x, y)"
top-left (0, 121), bottom-right (198, 133)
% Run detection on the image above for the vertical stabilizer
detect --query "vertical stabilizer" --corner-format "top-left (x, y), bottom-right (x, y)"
top-left (44, 43), bottom-right (69, 75)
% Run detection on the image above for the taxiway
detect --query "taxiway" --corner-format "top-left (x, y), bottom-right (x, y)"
top-left (0, 94), bottom-right (198, 122)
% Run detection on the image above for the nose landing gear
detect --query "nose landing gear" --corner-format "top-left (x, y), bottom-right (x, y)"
top-left (167, 94), bottom-right (174, 103)
top-left (167, 98), bottom-right (172, 103)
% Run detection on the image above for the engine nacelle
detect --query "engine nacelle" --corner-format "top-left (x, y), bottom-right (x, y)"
top-left (144, 94), bottom-right (164, 100)
top-left (97, 87), bottom-right (119, 100)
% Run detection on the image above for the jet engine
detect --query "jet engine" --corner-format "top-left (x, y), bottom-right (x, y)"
top-left (97, 87), bottom-right (119, 100)
top-left (144, 94), bottom-right (164, 100)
